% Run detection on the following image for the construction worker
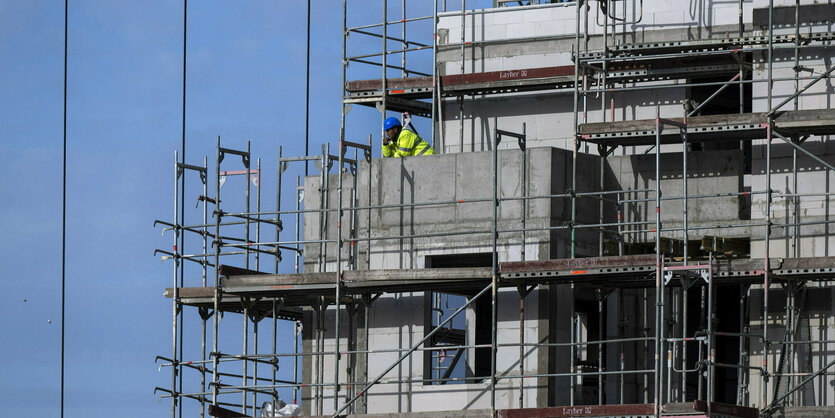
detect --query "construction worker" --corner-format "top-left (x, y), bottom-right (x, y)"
top-left (382, 116), bottom-right (435, 157)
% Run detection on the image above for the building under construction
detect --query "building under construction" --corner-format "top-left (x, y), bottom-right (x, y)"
top-left (156, 1), bottom-right (835, 417)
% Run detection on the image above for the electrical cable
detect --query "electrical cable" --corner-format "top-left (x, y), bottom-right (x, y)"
top-left (61, 0), bottom-right (68, 416)
top-left (305, 0), bottom-right (311, 176)
top-left (178, 1), bottom-right (187, 417)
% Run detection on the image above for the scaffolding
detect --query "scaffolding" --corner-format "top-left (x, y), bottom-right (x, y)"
top-left (156, 1), bottom-right (835, 417)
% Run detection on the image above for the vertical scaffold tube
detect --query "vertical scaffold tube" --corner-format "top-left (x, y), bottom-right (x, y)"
top-left (792, 0), bottom-right (800, 258)
top-left (367, 134), bottom-right (372, 270)
top-left (460, 0), bottom-right (465, 150)
top-left (243, 141), bottom-right (251, 415)
top-left (681, 113), bottom-right (689, 402)
top-left (335, 130), bottom-right (345, 415)
top-left (316, 296), bottom-right (327, 415)
top-left (277, 147), bottom-right (283, 275)
top-left (243, 282), bottom-right (249, 410)
top-left (617, 192), bottom-right (623, 256)
top-left (763, 0), bottom-right (774, 409)
top-left (256, 158), bottom-right (261, 271)
top-left (245, 141), bottom-right (251, 271)
top-left (201, 155), bottom-right (208, 418)
top-left (253, 158), bottom-right (261, 413)
top-left (212, 136), bottom-right (222, 405)
top-left (276, 148), bottom-right (283, 407)
top-left (571, 0), bottom-right (580, 258)
top-left (296, 176), bottom-right (301, 274)
top-left (317, 297), bottom-right (325, 414)
top-left (293, 320), bottom-right (300, 404)
top-left (431, 0), bottom-right (438, 147)
top-left (521, 123), bottom-right (527, 261)
top-left (273, 301), bottom-right (278, 405)
top-left (381, 0), bottom-right (388, 143)
top-left (273, 301), bottom-right (279, 405)
top-left (598, 291), bottom-right (604, 405)
top-left (338, 0), bottom-right (348, 272)
top-left (619, 289), bottom-right (624, 404)
top-left (601, 0), bottom-right (608, 126)
top-left (518, 124), bottom-right (527, 408)
top-left (707, 254), bottom-right (715, 414)
top-left (738, 0), bottom-right (745, 155)
top-left (643, 288), bottom-right (649, 404)
top-left (491, 123), bottom-right (499, 414)
top-left (737, 284), bottom-right (750, 405)
top-left (682, 116), bottom-right (688, 265)
top-left (570, 314), bottom-right (576, 405)
top-left (764, 121), bottom-right (772, 409)
top-left (519, 287), bottom-right (525, 408)
top-left (681, 282), bottom-right (688, 402)
top-left (350, 151), bottom-right (359, 270)
top-left (172, 151), bottom-right (180, 418)
top-left (253, 320), bottom-right (259, 416)
top-left (319, 144), bottom-right (331, 414)
top-left (319, 145), bottom-right (330, 273)
top-left (599, 149), bottom-right (606, 257)
top-left (459, 0), bottom-right (465, 74)
top-left (654, 106), bottom-right (662, 417)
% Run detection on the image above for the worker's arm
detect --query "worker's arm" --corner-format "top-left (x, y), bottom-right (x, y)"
top-left (382, 136), bottom-right (397, 157)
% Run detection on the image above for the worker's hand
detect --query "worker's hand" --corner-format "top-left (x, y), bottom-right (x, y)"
top-left (383, 137), bottom-right (389, 145)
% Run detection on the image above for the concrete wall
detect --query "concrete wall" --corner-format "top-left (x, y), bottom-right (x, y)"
top-left (303, 147), bottom-right (601, 272)
top-left (605, 150), bottom-right (746, 248)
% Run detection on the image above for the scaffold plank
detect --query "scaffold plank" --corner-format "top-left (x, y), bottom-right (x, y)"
top-left (345, 59), bottom-right (741, 100)
top-left (345, 66), bottom-right (574, 94)
top-left (579, 109), bottom-right (835, 146)
top-left (163, 287), bottom-right (303, 319)
top-left (501, 254), bottom-right (657, 273)
top-left (498, 403), bottom-right (654, 418)
top-left (579, 29), bottom-right (835, 60)
top-left (220, 267), bottom-right (493, 296)
top-left (167, 256), bottom-right (835, 310)
top-left (692, 400), bottom-right (759, 418)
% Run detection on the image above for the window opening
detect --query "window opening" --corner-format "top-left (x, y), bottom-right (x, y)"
top-left (424, 253), bottom-right (493, 385)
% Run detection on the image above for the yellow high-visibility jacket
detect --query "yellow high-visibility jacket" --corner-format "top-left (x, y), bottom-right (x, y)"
top-left (382, 129), bottom-right (435, 158)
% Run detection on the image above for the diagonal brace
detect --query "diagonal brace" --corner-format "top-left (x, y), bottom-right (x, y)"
top-left (766, 357), bottom-right (835, 413)
top-left (768, 65), bottom-right (835, 117)
top-left (688, 73), bottom-right (741, 117)
top-left (771, 129), bottom-right (835, 173)
top-left (333, 282), bottom-right (493, 417)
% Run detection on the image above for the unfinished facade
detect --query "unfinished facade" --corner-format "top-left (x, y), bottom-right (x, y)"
top-left (158, 1), bottom-right (835, 417)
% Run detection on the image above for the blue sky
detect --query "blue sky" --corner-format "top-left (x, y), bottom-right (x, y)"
top-left (0, 1), bottom-right (492, 416)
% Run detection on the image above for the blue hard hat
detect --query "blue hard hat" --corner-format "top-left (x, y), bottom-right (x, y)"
top-left (383, 117), bottom-right (401, 131)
